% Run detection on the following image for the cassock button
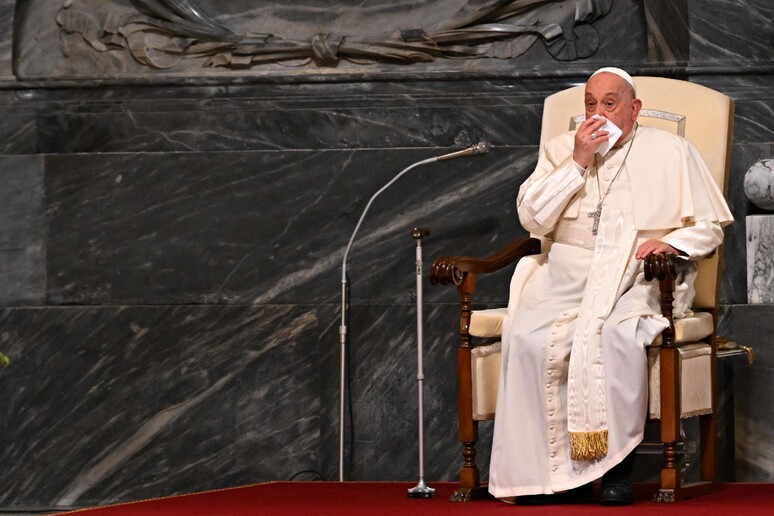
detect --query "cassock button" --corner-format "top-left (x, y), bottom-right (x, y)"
top-left (552, 466), bottom-right (558, 472)
top-left (550, 452), bottom-right (557, 458)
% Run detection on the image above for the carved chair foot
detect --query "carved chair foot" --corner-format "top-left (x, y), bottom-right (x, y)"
top-left (449, 486), bottom-right (494, 502)
top-left (654, 489), bottom-right (676, 503)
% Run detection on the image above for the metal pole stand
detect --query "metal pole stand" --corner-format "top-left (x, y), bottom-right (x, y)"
top-left (407, 227), bottom-right (436, 499)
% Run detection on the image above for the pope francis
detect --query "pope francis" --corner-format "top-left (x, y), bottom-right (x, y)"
top-left (488, 67), bottom-right (734, 505)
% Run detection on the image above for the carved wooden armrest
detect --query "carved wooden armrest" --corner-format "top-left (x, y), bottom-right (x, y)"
top-left (430, 237), bottom-right (542, 286)
top-left (644, 252), bottom-right (679, 283)
top-left (644, 251), bottom-right (704, 282)
top-left (644, 253), bottom-right (694, 348)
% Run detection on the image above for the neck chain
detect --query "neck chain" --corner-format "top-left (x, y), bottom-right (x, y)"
top-left (588, 125), bottom-right (637, 235)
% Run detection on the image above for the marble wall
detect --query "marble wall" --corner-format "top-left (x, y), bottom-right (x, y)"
top-left (0, 0), bottom-right (772, 510)
top-left (747, 215), bottom-right (774, 303)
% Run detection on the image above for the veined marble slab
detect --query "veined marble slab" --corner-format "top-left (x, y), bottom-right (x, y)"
top-left (44, 147), bottom-right (530, 306)
top-left (747, 215), bottom-right (774, 303)
top-left (0, 156), bottom-right (46, 306)
top-left (0, 304), bottom-right (321, 508)
top-left (0, 0), bottom-right (13, 80)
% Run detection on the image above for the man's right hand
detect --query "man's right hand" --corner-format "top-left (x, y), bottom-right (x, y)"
top-left (573, 116), bottom-right (609, 168)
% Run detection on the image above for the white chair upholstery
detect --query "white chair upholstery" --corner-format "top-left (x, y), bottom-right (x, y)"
top-left (469, 308), bottom-right (507, 338)
top-left (471, 342), bottom-right (501, 420)
top-left (648, 344), bottom-right (713, 419)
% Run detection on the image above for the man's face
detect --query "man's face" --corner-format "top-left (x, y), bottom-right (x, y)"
top-left (584, 73), bottom-right (642, 141)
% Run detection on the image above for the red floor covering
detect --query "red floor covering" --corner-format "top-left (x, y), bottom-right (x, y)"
top-left (62, 482), bottom-right (774, 515)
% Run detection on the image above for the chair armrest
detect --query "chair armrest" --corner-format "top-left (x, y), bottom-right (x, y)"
top-left (644, 252), bottom-right (699, 349)
top-left (643, 253), bottom-right (679, 282)
top-left (430, 237), bottom-right (542, 286)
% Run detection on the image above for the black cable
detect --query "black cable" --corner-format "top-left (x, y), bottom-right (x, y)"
top-left (288, 469), bottom-right (323, 481)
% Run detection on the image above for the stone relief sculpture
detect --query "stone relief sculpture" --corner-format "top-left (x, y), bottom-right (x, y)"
top-left (49, 0), bottom-right (613, 71)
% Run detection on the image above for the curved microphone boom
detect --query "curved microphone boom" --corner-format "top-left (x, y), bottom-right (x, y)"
top-left (338, 142), bottom-right (490, 481)
top-left (434, 141), bottom-right (491, 161)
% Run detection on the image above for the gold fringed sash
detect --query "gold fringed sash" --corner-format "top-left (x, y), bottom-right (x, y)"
top-left (569, 429), bottom-right (609, 460)
top-left (567, 208), bottom-right (637, 461)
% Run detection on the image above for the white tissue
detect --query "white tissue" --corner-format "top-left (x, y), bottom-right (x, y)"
top-left (591, 114), bottom-right (623, 156)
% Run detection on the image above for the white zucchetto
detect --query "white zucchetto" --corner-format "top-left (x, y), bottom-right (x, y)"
top-left (589, 67), bottom-right (637, 95)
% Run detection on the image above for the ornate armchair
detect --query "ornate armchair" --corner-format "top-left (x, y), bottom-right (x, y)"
top-left (430, 77), bottom-right (734, 503)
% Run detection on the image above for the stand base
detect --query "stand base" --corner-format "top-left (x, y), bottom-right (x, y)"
top-left (407, 480), bottom-right (436, 499)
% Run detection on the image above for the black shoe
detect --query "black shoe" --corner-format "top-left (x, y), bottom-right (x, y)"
top-left (600, 481), bottom-right (633, 506)
top-left (600, 449), bottom-right (637, 506)
top-left (518, 483), bottom-right (593, 505)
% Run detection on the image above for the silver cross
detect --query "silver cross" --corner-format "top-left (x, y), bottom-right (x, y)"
top-left (588, 200), bottom-right (603, 235)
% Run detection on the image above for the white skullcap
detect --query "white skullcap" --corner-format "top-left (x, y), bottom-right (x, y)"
top-left (589, 67), bottom-right (636, 95)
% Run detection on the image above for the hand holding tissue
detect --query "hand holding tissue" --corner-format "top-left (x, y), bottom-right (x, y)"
top-left (591, 114), bottom-right (622, 156)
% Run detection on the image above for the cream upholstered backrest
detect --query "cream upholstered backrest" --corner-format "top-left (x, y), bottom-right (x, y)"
top-left (538, 77), bottom-right (734, 309)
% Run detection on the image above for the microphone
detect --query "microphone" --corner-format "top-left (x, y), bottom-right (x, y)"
top-left (434, 141), bottom-right (491, 161)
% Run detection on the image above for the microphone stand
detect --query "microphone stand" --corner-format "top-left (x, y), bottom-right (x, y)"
top-left (338, 142), bottom-right (490, 482)
top-left (406, 227), bottom-right (435, 499)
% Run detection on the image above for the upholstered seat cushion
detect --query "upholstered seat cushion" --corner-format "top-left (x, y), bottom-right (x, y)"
top-left (468, 308), bottom-right (715, 421)
top-left (652, 311), bottom-right (714, 345)
top-left (469, 308), bottom-right (508, 338)
top-left (470, 308), bottom-right (714, 343)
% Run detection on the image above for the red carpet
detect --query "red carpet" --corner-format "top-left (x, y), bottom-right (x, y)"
top-left (62, 482), bottom-right (774, 515)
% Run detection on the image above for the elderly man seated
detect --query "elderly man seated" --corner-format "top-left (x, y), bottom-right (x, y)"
top-left (488, 67), bottom-right (733, 506)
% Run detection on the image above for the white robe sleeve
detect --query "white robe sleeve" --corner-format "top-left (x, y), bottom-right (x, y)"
top-left (660, 220), bottom-right (724, 260)
top-left (517, 136), bottom-right (586, 235)
top-left (652, 220), bottom-right (724, 318)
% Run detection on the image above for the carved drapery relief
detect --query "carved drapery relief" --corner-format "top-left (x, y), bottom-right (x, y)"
top-left (53, 0), bottom-right (613, 71)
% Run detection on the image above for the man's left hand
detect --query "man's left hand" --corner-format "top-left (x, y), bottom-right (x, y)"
top-left (635, 239), bottom-right (680, 260)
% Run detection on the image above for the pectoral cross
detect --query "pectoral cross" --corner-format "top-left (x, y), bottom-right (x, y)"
top-left (588, 200), bottom-right (603, 235)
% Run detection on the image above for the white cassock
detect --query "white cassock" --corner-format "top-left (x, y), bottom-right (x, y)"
top-left (488, 125), bottom-right (733, 498)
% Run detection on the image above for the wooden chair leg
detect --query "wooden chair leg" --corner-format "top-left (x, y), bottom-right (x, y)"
top-left (455, 344), bottom-right (479, 489)
top-left (699, 412), bottom-right (717, 481)
top-left (655, 348), bottom-right (721, 503)
top-left (450, 276), bottom-right (492, 502)
top-left (451, 344), bottom-right (492, 501)
top-left (656, 345), bottom-right (681, 503)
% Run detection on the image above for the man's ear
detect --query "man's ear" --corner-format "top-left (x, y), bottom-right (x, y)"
top-left (631, 98), bottom-right (643, 120)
